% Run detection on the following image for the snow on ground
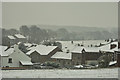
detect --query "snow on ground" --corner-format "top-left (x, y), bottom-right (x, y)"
top-left (119, 68), bottom-right (120, 79)
top-left (0, 69), bottom-right (2, 80)
top-left (2, 68), bottom-right (118, 78)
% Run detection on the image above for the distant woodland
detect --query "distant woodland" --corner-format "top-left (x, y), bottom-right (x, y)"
top-left (1, 25), bottom-right (118, 44)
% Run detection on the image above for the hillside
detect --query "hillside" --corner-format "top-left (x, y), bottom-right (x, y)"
top-left (38, 25), bottom-right (118, 40)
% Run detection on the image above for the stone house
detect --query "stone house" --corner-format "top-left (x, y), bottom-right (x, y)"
top-left (26, 45), bottom-right (61, 63)
top-left (71, 47), bottom-right (101, 65)
top-left (99, 41), bottom-right (118, 61)
top-left (51, 52), bottom-right (72, 68)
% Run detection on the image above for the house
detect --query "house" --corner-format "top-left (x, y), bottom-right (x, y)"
top-left (0, 44), bottom-right (33, 68)
top-left (116, 49), bottom-right (120, 67)
top-left (99, 41), bottom-right (118, 51)
top-left (2, 35), bottom-right (16, 46)
top-left (71, 47), bottom-right (101, 65)
top-left (26, 45), bottom-right (61, 63)
top-left (7, 35), bottom-right (16, 45)
top-left (2, 34), bottom-right (27, 46)
top-left (115, 41), bottom-right (120, 67)
top-left (14, 34), bottom-right (27, 43)
top-left (24, 43), bottom-right (33, 48)
top-left (51, 52), bottom-right (72, 68)
top-left (99, 41), bottom-right (118, 61)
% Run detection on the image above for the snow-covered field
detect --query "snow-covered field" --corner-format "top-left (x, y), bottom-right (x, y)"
top-left (2, 68), bottom-right (118, 78)
top-left (0, 68), bottom-right (2, 80)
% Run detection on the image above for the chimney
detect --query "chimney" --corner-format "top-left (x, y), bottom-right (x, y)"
top-left (14, 44), bottom-right (19, 51)
top-left (5, 41), bottom-right (11, 51)
top-left (66, 49), bottom-right (70, 53)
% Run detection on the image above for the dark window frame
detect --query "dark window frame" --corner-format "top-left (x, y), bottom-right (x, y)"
top-left (8, 58), bottom-right (12, 63)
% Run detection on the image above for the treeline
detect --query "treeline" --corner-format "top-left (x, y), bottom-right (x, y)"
top-left (1, 25), bottom-right (117, 45)
top-left (2, 25), bottom-right (78, 44)
top-left (2, 25), bottom-right (57, 44)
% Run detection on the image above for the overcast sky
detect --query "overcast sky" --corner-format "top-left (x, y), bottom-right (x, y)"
top-left (2, 2), bottom-right (118, 29)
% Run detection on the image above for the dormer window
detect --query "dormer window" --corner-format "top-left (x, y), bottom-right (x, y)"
top-left (110, 44), bottom-right (117, 49)
top-left (82, 48), bottom-right (85, 53)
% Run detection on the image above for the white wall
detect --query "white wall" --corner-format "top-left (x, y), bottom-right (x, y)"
top-left (1, 45), bottom-right (31, 67)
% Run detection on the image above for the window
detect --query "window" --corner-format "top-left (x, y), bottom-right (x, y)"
top-left (8, 58), bottom-right (12, 63)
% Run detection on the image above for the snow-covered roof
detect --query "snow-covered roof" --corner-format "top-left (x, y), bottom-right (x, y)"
top-left (26, 45), bottom-right (58, 55)
top-left (109, 61), bottom-right (117, 66)
top-left (0, 45), bottom-right (14, 56)
top-left (14, 34), bottom-right (26, 39)
top-left (26, 50), bottom-right (36, 55)
top-left (99, 41), bottom-right (118, 52)
top-left (99, 43), bottom-right (110, 51)
top-left (84, 47), bottom-right (100, 52)
top-left (111, 41), bottom-right (118, 45)
top-left (51, 52), bottom-right (71, 60)
top-left (116, 49), bottom-right (120, 52)
top-left (0, 46), bottom-right (7, 56)
top-left (0, 45), bottom-right (7, 51)
top-left (8, 35), bottom-right (16, 39)
top-left (20, 61), bottom-right (33, 65)
top-left (71, 47), bottom-right (100, 53)
top-left (71, 47), bottom-right (84, 53)
top-left (118, 49), bottom-right (120, 51)
top-left (100, 50), bottom-right (114, 53)
top-left (111, 42), bottom-right (118, 51)
top-left (24, 43), bottom-right (32, 47)
top-left (57, 41), bottom-right (77, 52)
